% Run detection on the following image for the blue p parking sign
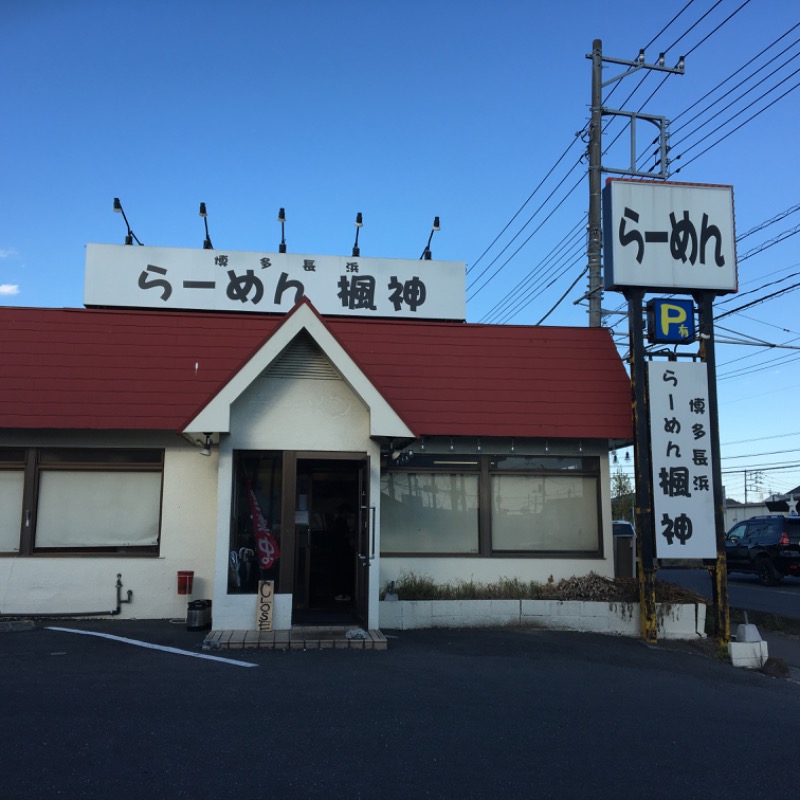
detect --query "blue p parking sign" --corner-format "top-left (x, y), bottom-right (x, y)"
top-left (647, 299), bottom-right (696, 344)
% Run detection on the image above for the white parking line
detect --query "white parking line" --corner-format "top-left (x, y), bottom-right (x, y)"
top-left (46, 626), bottom-right (258, 668)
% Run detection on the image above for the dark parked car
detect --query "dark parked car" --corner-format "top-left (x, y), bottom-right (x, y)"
top-left (724, 515), bottom-right (800, 585)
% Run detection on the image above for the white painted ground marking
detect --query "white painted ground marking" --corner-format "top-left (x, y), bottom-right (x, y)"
top-left (45, 627), bottom-right (258, 668)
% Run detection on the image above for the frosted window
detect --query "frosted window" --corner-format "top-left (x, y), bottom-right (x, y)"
top-left (492, 474), bottom-right (599, 552)
top-left (0, 471), bottom-right (24, 552)
top-left (380, 472), bottom-right (479, 554)
top-left (36, 471), bottom-right (161, 548)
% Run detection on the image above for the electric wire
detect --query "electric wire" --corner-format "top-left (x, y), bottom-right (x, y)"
top-left (736, 202), bottom-right (800, 242)
top-left (670, 54), bottom-right (800, 152)
top-left (634, 27), bottom-right (800, 173)
top-left (671, 34), bottom-right (800, 137)
top-left (532, 4), bottom-right (767, 322)
top-left (680, 0), bottom-right (753, 57)
top-left (495, 244), bottom-right (586, 325)
top-left (671, 20), bottom-right (800, 124)
top-left (536, 265), bottom-right (589, 325)
top-left (471, 3), bottom-right (708, 306)
top-left (467, 166), bottom-right (585, 301)
top-left (672, 74), bottom-right (800, 172)
top-left (628, 0), bottom-right (756, 154)
top-left (737, 223), bottom-right (800, 262)
top-left (481, 223), bottom-right (584, 324)
top-left (466, 130), bottom-right (585, 277)
top-left (642, 0), bottom-right (697, 51)
top-left (471, 6), bottom-right (799, 331)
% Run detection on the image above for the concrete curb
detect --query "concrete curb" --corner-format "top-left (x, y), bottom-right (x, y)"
top-left (380, 599), bottom-right (707, 639)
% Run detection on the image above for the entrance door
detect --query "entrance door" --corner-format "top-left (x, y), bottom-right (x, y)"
top-left (292, 456), bottom-right (369, 625)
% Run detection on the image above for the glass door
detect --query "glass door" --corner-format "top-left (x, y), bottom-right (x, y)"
top-left (292, 456), bottom-right (366, 625)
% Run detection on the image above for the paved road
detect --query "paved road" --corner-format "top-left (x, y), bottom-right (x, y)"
top-left (660, 567), bottom-right (800, 619)
top-left (1, 620), bottom-right (798, 800)
top-left (659, 567), bottom-right (800, 668)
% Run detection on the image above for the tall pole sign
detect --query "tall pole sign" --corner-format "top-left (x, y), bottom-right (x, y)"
top-left (647, 361), bottom-right (717, 559)
top-left (603, 178), bottom-right (736, 644)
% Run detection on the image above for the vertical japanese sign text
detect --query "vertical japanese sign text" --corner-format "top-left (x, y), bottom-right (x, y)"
top-left (648, 361), bottom-right (717, 559)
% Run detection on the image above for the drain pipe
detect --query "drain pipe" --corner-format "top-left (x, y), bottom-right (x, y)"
top-left (0, 573), bottom-right (133, 619)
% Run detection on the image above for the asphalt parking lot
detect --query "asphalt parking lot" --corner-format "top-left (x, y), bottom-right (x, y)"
top-left (1, 619), bottom-right (798, 800)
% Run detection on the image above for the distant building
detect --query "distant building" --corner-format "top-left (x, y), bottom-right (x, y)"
top-left (764, 487), bottom-right (800, 515)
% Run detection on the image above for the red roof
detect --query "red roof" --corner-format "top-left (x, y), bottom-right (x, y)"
top-left (0, 306), bottom-right (632, 439)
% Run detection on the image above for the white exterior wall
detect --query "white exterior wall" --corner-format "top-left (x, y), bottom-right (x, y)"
top-left (210, 373), bottom-right (383, 631)
top-left (1, 426), bottom-right (615, 625)
top-left (1, 389), bottom-right (616, 628)
top-left (0, 431), bottom-right (218, 619)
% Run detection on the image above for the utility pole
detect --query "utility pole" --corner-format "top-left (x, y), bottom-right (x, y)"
top-left (591, 40), bottom-right (691, 644)
top-left (587, 40), bottom-right (603, 328)
top-left (585, 40), bottom-right (683, 327)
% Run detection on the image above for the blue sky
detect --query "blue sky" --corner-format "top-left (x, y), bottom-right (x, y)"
top-left (2, 1), bottom-right (798, 502)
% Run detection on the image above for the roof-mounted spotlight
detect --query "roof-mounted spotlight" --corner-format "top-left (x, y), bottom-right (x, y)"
top-left (199, 202), bottom-right (213, 250)
top-left (278, 207), bottom-right (287, 253)
top-left (112, 197), bottom-right (143, 246)
top-left (420, 216), bottom-right (440, 260)
top-left (352, 212), bottom-right (363, 257)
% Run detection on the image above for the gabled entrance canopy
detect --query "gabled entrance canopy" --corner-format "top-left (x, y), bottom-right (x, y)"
top-left (184, 300), bottom-right (414, 440)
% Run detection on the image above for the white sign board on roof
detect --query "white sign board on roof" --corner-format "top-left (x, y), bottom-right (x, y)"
top-left (603, 180), bottom-right (737, 293)
top-left (84, 244), bottom-right (466, 320)
top-left (648, 361), bottom-right (717, 559)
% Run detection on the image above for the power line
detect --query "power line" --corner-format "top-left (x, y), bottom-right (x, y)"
top-left (467, 167), bottom-right (585, 301)
top-left (467, 130), bottom-right (585, 277)
top-left (737, 223), bottom-right (800, 262)
top-left (536, 266), bottom-right (588, 325)
top-left (481, 225), bottom-right (585, 324)
top-left (672, 74), bottom-right (800, 172)
top-left (681, 0), bottom-right (754, 57)
top-left (469, 8), bottom-right (799, 331)
top-left (642, 0), bottom-right (697, 51)
top-left (722, 448), bottom-right (800, 461)
top-left (497, 249), bottom-right (585, 325)
top-left (670, 50), bottom-right (800, 151)
top-left (724, 431), bottom-right (800, 446)
top-left (672, 32), bottom-right (800, 134)
top-left (470, 4), bottom-right (727, 312)
top-left (530, 9), bottom-right (796, 323)
top-left (736, 202), bottom-right (800, 242)
top-left (717, 268), bottom-right (800, 309)
top-left (677, 19), bottom-right (800, 126)
top-left (660, 0), bottom-right (727, 55)
top-left (716, 279), bottom-right (800, 320)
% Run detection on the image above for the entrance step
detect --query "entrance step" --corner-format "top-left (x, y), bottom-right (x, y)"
top-left (203, 625), bottom-right (388, 651)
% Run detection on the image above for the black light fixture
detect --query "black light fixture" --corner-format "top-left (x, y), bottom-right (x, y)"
top-left (278, 207), bottom-right (287, 253)
top-left (112, 197), bottom-right (143, 245)
top-left (420, 216), bottom-right (440, 260)
top-left (352, 212), bottom-right (363, 257)
top-left (199, 202), bottom-right (213, 249)
top-left (200, 433), bottom-right (213, 457)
